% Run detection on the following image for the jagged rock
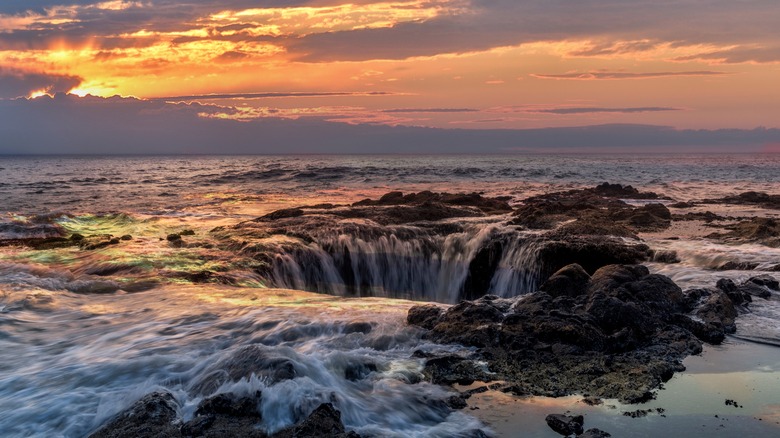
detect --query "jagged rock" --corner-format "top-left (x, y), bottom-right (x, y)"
top-left (408, 265), bottom-right (731, 403)
top-left (545, 413), bottom-right (584, 436)
top-left (88, 391), bottom-right (182, 438)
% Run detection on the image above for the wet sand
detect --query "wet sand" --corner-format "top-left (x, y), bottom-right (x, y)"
top-left (466, 338), bottom-right (780, 437)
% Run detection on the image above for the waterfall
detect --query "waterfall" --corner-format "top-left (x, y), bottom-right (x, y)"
top-left (263, 221), bottom-right (545, 303)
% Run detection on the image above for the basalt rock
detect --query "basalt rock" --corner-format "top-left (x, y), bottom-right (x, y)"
top-left (88, 391), bottom-right (182, 438)
top-left (511, 184), bottom-right (671, 233)
top-left (705, 191), bottom-right (780, 210)
top-left (352, 190), bottom-right (513, 215)
top-left (545, 413), bottom-right (584, 436)
top-left (273, 403), bottom-right (358, 438)
top-left (408, 264), bottom-right (738, 403)
top-left (181, 392), bottom-right (264, 438)
top-left (706, 217), bottom-right (780, 247)
top-left (91, 392), bottom-right (358, 438)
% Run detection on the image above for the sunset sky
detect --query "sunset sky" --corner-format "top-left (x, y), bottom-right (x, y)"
top-left (1, 1), bottom-right (779, 153)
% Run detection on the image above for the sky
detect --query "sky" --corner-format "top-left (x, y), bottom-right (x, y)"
top-left (1, 0), bottom-right (779, 153)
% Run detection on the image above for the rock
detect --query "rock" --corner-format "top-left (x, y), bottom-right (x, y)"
top-left (540, 264), bottom-right (591, 298)
top-left (738, 282), bottom-right (772, 299)
top-left (258, 208), bottom-right (305, 222)
top-left (344, 361), bottom-right (378, 381)
top-left (120, 234), bottom-right (133, 241)
top-left (706, 217), bottom-right (780, 247)
top-left (343, 321), bottom-right (373, 334)
top-left (652, 250), bottom-right (680, 264)
top-left (578, 428), bottom-right (612, 438)
top-left (180, 229), bottom-right (196, 236)
top-left (422, 355), bottom-right (492, 385)
top-left (274, 403), bottom-right (355, 438)
top-left (181, 392), bottom-right (264, 437)
top-left (708, 191), bottom-right (780, 210)
top-left (717, 261), bottom-right (759, 271)
top-left (748, 274), bottom-right (779, 291)
top-left (88, 391), bottom-right (182, 438)
top-left (409, 264), bottom-right (730, 403)
top-left (167, 233), bottom-right (182, 241)
top-left (545, 413), bottom-right (584, 436)
top-left (407, 304), bottom-right (444, 330)
top-left (670, 202), bottom-right (694, 208)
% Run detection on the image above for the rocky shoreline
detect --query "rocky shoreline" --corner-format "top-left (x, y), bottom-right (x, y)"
top-left (5, 183), bottom-right (780, 436)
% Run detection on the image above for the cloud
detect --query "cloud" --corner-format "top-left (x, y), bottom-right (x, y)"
top-left (381, 108), bottom-right (478, 113)
top-left (674, 46), bottom-right (780, 64)
top-left (531, 71), bottom-right (728, 80)
top-left (154, 91), bottom-right (395, 101)
top-left (1, 94), bottom-right (778, 154)
top-left (523, 107), bottom-right (681, 115)
top-left (0, 68), bottom-right (83, 98)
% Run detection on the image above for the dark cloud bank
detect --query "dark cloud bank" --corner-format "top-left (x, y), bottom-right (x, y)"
top-left (1, 94), bottom-right (778, 154)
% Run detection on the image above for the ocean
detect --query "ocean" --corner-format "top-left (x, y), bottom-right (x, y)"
top-left (1, 154), bottom-right (779, 437)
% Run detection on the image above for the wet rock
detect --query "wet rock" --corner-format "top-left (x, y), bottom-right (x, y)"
top-left (273, 403), bottom-right (356, 438)
top-left (748, 274), bottom-right (779, 291)
top-left (717, 261), bottom-right (759, 271)
top-left (258, 208), bottom-right (305, 222)
top-left (707, 191), bottom-right (780, 210)
top-left (545, 413), bottom-right (584, 436)
top-left (191, 345), bottom-right (297, 395)
top-left (738, 282), bottom-right (772, 299)
top-left (511, 184), bottom-right (670, 233)
top-left (652, 250), bottom-right (680, 264)
top-left (353, 191), bottom-right (512, 215)
top-left (578, 428), bottom-right (612, 438)
top-left (422, 355), bottom-right (492, 385)
top-left (536, 237), bottom-right (651, 279)
top-left (714, 278), bottom-right (751, 306)
top-left (670, 202), bottom-right (694, 208)
top-left (540, 264), bottom-right (591, 298)
top-left (181, 392), bottom-right (264, 438)
top-left (88, 391), bottom-right (182, 438)
top-left (343, 321), bottom-right (373, 334)
top-left (706, 217), bottom-right (780, 247)
top-left (344, 361), bottom-right (378, 381)
top-left (409, 265), bottom-right (731, 403)
top-left (407, 304), bottom-right (444, 330)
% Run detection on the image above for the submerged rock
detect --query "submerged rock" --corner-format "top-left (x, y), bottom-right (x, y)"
top-left (408, 264), bottom-right (741, 403)
top-left (190, 345), bottom-right (297, 395)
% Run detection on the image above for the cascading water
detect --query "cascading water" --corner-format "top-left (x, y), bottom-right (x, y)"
top-left (265, 220), bottom-right (546, 303)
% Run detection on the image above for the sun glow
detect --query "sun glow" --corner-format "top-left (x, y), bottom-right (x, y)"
top-left (28, 89), bottom-right (51, 99)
